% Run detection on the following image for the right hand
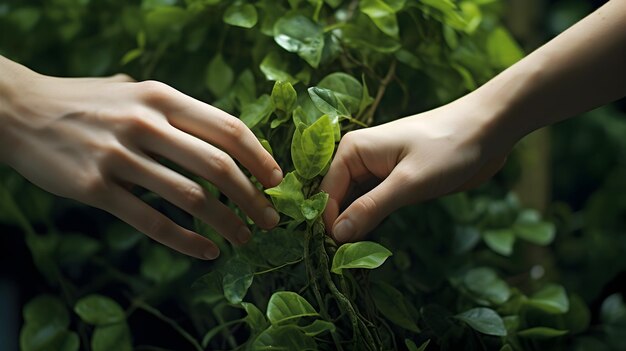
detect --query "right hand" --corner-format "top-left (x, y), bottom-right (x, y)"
top-left (3, 69), bottom-right (282, 260)
top-left (320, 100), bottom-right (511, 243)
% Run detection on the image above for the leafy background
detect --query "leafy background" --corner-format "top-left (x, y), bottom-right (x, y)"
top-left (0, 0), bottom-right (625, 350)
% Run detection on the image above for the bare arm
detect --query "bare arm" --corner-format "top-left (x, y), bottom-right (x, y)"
top-left (321, 0), bottom-right (626, 242)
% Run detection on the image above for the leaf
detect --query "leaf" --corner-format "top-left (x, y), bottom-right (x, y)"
top-left (299, 320), bottom-right (335, 336)
top-left (222, 257), bottom-right (255, 304)
top-left (271, 81), bottom-right (297, 113)
top-left (601, 293), bottom-right (626, 324)
top-left (240, 94), bottom-right (274, 129)
top-left (91, 323), bottom-right (132, 351)
top-left (258, 228), bottom-right (305, 266)
top-left (300, 192), bottom-right (329, 221)
top-left (252, 325), bottom-right (317, 350)
top-left (223, 3), bottom-right (258, 28)
top-left (341, 16), bottom-right (401, 53)
top-left (191, 271), bottom-right (224, 306)
top-left (265, 172), bottom-right (305, 221)
top-left (331, 241), bottom-right (392, 274)
top-left (242, 302), bottom-right (268, 333)
top-left (455, 307), bottom-right (507, 336)
top-left (56, 233), bottom-right (101, 265)
top-left (140, 244), bottom-right (190, 284)
top-left (206, 54), bottom-right (234, 97)
top-left (405, 339), bottom-right (430, 351)
top-left (20, 295), bottom-right (72, 351)
top-left (486, 27), bottom-right (524, 69)
top-left (105, 222), bottom-right (143, 251)
top-left (371, 282), bottom-right (420, 332)
top-left (74, 295), bottom-right (126, 326)
top-left (318, 73), bottom-right (363, 114)
top-left (463, 267), bottom-right (511, 305)
top-left (233, 69), bottom-right (257, 107)
top-left (517, 327), bottom-right (568, 338)
top-left (291, 115), bottom-right (336, 179)
top-left (514, 221), bottom-right (556, 245)
top-left (260, 52), bottom-right (298, 83)
top-left (483, 228), bottom-right (515, 256)
top-left (360, 0), bottom-right (399, 37)
top-left (273, 15), bottom-right (325, 67)
top-left (526, 284), bottom-right (570, 314)
top-left (308, 87), bottom-right (349, 117)
top-left (266, 291), bottom-right (318, 325)
top-left (23, 295), bottom-right (69, 327)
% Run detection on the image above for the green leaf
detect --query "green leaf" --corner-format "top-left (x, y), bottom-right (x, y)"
top-left (140, 244), bottom-right (190, 284)
top-left (360, 0), bottom-right (399, 37)
top-left (233, 69), bottom-right (257, 107)
top-left (260, 52), bottom-right (298, 83)
top-left (299, 320), bottom-right (335, 336)
top-left (331, 241), bottom-right (392, 274)
top-left (300, 192), bottom-right (329, 221)
top-left (271, 81), bottom-right (297, 113)
top-left (517, 327), bottom-right (568, 338)
top-left (483, 228), bottom-right (515, 256)
top-left (74, 295), bottom-right (126, 326)
top-left (514, 221), bottom-right (556, 245)
top-left (341, 16), bottom-right (401, 53)
top-left (206, 54), bottom-right (234, 97)
top-left (308, 87), bottom-right (350, 117)
top-left (526, 284), bottom-right (570, 314)
top-left (242, 302), bottom-right (268, 333)
top-left (371, 282), bottom-right (420, 332)
top-left (20, 295), bottom-right (73, 351)
top-left (223, 3), bottom-right (258, 28)
top-left (222, 257), bottom-right (255, 304)
top-left (291, 115), bottom-right (336, 179)
top-left (405, 339), bottom-right (430, 351)
top-left (266, 291), bottom-right (318, 325)
top-left (240, 94), bottom-right (274, 129)
top-left (463, 267), bottom-right (511, 305)
top-left (455, 307), bottom-right (507, 336)
top-left (601, 293), bottom-right (626, 324)
top-left (486, 27), bottom-right (524, 69)
top-left (91, 323), bottom-right (132, 351)
top-left (105, 222), bottom-right (143, 251)
top-left (273, 15), bottom-right (325, 67)
top-left (191, 271), bottom-right (224, 306)
top-left (23, 295), bottom-right (69, 327)
top-left (265, 172), bottom-right (305, 221)
top-left (56, 233), bottom-right (101, 265)
top-left (258, 228), bottom-right (305, 266)
top-left (252, 325), bottom-right (317, 350)
top-left (318, 73), bottom-right (363, 114)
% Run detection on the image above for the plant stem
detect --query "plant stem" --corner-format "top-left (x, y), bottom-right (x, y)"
top-left (364, 60), bottom-right (397, 126)
top-left (133, 300), bottom-right (203, 351)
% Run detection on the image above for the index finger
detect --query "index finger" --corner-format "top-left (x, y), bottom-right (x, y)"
top-left (138, 81), bottom-right (283, 188)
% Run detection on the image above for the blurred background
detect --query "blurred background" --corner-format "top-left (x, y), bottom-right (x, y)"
top-left (1, 0), bottom-right (624, 350)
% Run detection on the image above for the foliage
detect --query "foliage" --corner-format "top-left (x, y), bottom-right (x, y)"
top-left (0, 0), bottom-right (624, 350)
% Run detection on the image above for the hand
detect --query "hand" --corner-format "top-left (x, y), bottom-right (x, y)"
top-left (320, 100), bottom-right (510, 242)
top-left (3, 71), bottom-right (283, 260)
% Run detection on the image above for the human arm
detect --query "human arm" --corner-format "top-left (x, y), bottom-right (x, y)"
top-left (320, 0), bottom-right (626, 242)
top-left (0, 55), bottom-right (283, 259)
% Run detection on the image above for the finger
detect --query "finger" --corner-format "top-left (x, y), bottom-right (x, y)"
top-left (100, 185), bottom-right (220, 260)
top-left (107, 73), bottom-right (135, 83)
top-left (140, 126), bottom-right (280, 229)
top-left (137, 81), bottom-right (282, 188)
top-left (330, 167), bottom-right (413, 243)
top-left (116, 153), bottom-right (254, 246)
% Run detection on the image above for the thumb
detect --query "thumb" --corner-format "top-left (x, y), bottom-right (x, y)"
top-left (330, 168), bottom-right (413, 242)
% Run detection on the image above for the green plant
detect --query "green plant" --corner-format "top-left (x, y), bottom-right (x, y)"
top-left (0, 0), bottom-right (622, 350)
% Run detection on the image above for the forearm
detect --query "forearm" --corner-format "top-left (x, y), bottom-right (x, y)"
top-left (0, 56), bottom-right (39, 165)
top-left (468, 0), bottom-right (626, 150)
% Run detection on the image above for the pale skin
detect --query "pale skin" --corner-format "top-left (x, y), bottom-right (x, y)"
top-left (0, 56), bottom-right (283, 260)
top-left (321, 0), bottom-right (626, 242)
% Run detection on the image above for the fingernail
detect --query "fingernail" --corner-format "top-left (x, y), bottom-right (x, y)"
top-left (271, 168), bottom-right (283, 186)
top-left (237, 226), bottom-right (251, 244)
top-left (264, 207), bottom-right (280, 227)
top-left (333, 219), bottom-right (354, 242)
top-left (203, 248), bottom-right (220, 260)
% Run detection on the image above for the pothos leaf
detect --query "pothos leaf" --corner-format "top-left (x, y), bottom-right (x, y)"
top-left (331, 241), bottom-right (392, 274)
top-left (264, 172), bottom-right (305, 221)
top-left (266, 291), bottom-right (319, 325)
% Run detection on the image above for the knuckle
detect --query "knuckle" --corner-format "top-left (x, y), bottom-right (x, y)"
top-left (222, 117), bottom-right (246, 139)
top-left (137, 80), bottom-right (171, 102)
top-left (339, 131), bottom-right (360, 149)
top-left (355, 194), bottom-right (378, 215)
top-left (146, 215), bottom-right (170, 239)
top-left (209, 151), bottom-right (234, 176)
top-left (121, 112), bottom-right (152, 133)
top-left (180, 184), bottom-right (207, 212)
top-left (112, 73), bottom-right (134, 82)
